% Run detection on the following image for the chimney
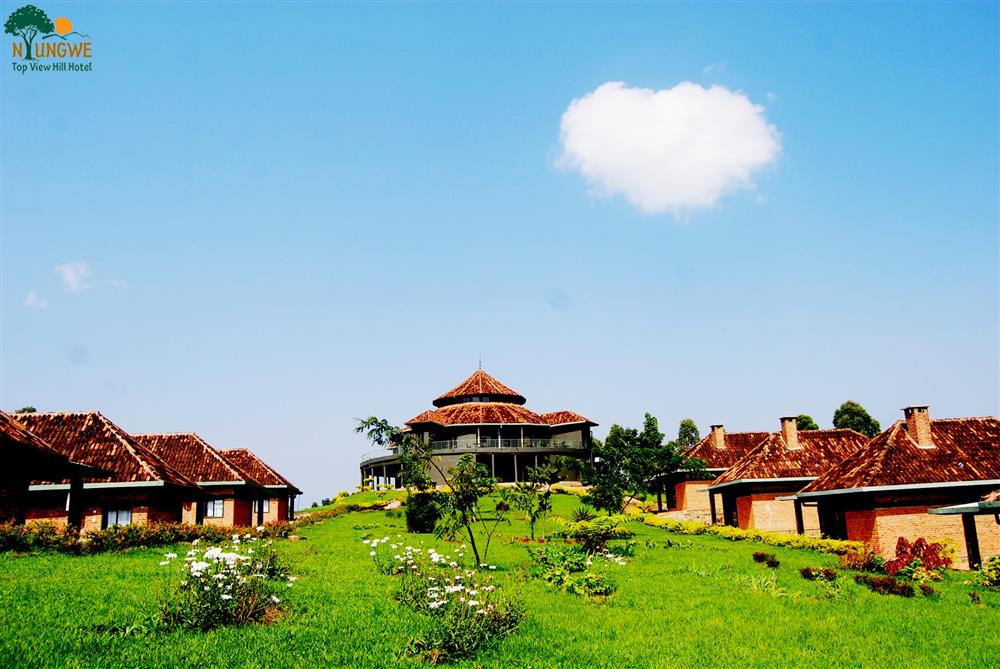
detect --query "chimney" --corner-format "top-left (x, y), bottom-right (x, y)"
top-left (780, 416), bottom-right (800, 450)
top-left (710, 425), bottom-right (726, 449)
top-left (903, 406), bottom-right (933, 447)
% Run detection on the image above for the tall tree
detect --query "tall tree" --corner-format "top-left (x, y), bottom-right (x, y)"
top-left (796, 414), bottom-right (820, 431)
top-left (833, 401), bottom-right (881, 438)
top-left (4, 5), bottom-right (53, 61)
top-left (677, 419), bottom-right (700, 449)
top-left (577, 413), bottom-right (706, 515)
top-left (14, 406), bottom-right (36, 414)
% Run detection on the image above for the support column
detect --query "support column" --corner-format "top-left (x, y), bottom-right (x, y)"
top-left (513, 453), bottom-right (519, 482)
top-left (382, 465), bottom-right (387, 489)
top-left (490, 453), bottom-right (495, 478)
top-left (15, 481), bottom-right (28, 525)
top-left (793, 499), bottom-right (805, 535)
top-left (257, 498), bottom-right (265, 527)
top-left (67, 473), bottom-right (83, 530)
top-left (708, 492), bottom-right (717, 526)
top-left (962, 513), bottom-right (982, 569)
top-left (288, 495), bottom-right (295, 521)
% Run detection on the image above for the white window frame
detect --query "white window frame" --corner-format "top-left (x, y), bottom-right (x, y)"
top-left (204, 499), bottom-right (225, 518)
top-left (253, 499), bottom-right (270, 514)
top-left (105, 508), bottom-right (131, 527)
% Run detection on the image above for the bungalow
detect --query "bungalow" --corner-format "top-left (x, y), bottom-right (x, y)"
top-left (218, 449), bottom-right (301, 522)
top-left (0, 411), bottom-right (103, 525)
top-left (707, 417), bottom-right (868, 535)
top-left (796, 407), bottom-right (1000, 569)
top-left (17, 412), bottom-right (203, 531)
top-left (660, 425), bottom-right (769, 521)
top-left (134, 433), bottom-right (271, 528)
top-left (929, 489), bottom-right (1000, 570)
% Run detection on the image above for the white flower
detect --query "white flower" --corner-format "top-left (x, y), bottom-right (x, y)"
top-left (270, 595), bottom-right (280, 604)
top-left (287, 583), bottom-right (294, 588)
top-left (369, 551), bottom-right (376, 557)
top-left (467, 600), bottom-right (479, 607)
top-left (159, 560), bottom-right (170, 566)
top-left (256, 526), bottom-right (265, 532)
top-left (164, 553), bottom-right (177, 559)
top-left (488, 565), bottom-right (496, 570)
top-left (288, 576), bottom-right (298, 582)
top-left (362, 539), bottom-right (371, 545)
top-left (221, 594), bottom-right (232, 600)
top-left (192, 539), bottom-right (201, 545)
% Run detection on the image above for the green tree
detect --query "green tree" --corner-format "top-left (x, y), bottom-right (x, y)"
top-left (575, 413), bottom-right (706, 515)
top-left (508, 462), bottom-right (558, 540)
top-left (677, 419), bottom-right (700, 449)
top-left (14, 406), bottom-right (36, 414)
top-left (833, 400), bottom-right (881, 438)
top-left (4, 5), bottom-right (53, 61)
top-left (796, 414), bottom-right (820, 431)
top-left (355, 416), bottom-right (507, 564)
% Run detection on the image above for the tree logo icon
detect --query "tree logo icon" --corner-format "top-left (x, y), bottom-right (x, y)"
top-left (5, 4), bottom-right (90, 61)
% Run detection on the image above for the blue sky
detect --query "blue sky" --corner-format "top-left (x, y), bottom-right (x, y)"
top-left (2, 2), bottom-right (997, 503)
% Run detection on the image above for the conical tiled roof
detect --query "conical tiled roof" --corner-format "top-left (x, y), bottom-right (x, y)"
top-left (432, 370), bottom-right (526, 407)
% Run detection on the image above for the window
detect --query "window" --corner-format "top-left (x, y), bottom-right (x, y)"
top-left (105, 508), bottom-right (131, 527)
top-left (204, 499), bottom-right (225, 518)
top-left (252, 499), bottom-right (270, 514)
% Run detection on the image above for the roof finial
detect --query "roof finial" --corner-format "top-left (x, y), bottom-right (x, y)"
top-left (478, 352), bottom-right (482, 370)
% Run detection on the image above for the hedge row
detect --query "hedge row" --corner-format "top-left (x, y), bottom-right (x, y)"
top-left (639, 514), bottom-right (864, 555)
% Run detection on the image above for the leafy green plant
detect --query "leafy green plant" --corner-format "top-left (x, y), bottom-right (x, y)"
top-left (975, 556), bottom-right (1000, 590)
top-left (405, 491), bottom-right (441, 533)
top-left (640, 515), bottom-right (863, 555)
top-left (507, 463), bottom-right (558, 540)
top-left (853, 574), bottom-right (914, 597)
top-left (554, 515), bottom-right (634, 553)
top-left (571, 505), bottom-right (597, 522)
top-left (800, 567), bottom-right (837, 582)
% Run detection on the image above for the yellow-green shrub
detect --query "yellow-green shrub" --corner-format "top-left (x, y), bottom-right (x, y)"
top-left (639, 514), bottom-right (862, 555)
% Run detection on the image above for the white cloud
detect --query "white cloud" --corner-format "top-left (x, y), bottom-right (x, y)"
top-left (24, 291), bottom-right (48, 309)
top-left (558, 81), bottom-right (781, 215)
top-left (56, 261), bottom-right (95, 292)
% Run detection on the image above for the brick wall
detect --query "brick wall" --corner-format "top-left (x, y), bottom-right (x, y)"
top-left (845, 505), bottom-right (1000, 570)
top-left (733, 493), bottom-right (821, 536)
top-left (260, 497), bottom-right (289, 524)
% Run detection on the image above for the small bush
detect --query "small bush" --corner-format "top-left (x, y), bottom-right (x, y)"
top-left (853, 574), bottom-right (914, 597)
top-left (886, 537), bottom-right (952, 582)
top-left (800, 567), bottom-right (838, 582)
top-left (765, 556), bottom-right (780, 569)
top-left (556, 516), bottom-right (634, 553)
top-left (639, 515), bottom-right (862, 555)
top-left (976, 556), bottom-right (1000, 590)
top-left (405, 491), bottom-right (441, 534)
top-left (571, 505), bottom-right (597, 522)
top-left (159, 538), bottom-right (293, 631)
top-left (919, 583), bottom-right (938, 597)
top-left (752, 551), bottom-right (769, 563)
top-left (550, 484), bottom-right (590, 497)
top-left (838, 547), bottom-right (886, 573)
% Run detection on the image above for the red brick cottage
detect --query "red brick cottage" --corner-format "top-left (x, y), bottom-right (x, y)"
top-left (796, 407), bottom-right (1000, 569)
top-left (707, 417), bottom-right (868, 534)
top-left (218, 449), bottom-right (301, 522)
top-left (17, 412), bottom-right (203, 531)
top-left (0, 411), bottom-right (103, 525)
top-left (660, 425), bottom-right (770, 521)
top-left (134, 433), bottom-right (271, 528)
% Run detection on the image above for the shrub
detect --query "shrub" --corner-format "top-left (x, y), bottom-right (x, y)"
top-left (800, 567), bottom-right (837, 582)
top-left (853, 574), bottom-right (914, 597)
top-left (550, 484), bottom-right (590, 497)
top-left (765, 556), bottom-right (780, 569)
top-left (919, 583), bottom-right (938, 597)
top-left (639, 515), bottom-right (862, 555)
top-left (527, 544), bottom-right (620, 598)
top-left (367, 537), bottom-right (521, 663)
top-left (838, 547), bottom-right (886, 573)
top-left (976, 556), bottom-right (1000, 590)
top-left (885, 537), bottom-right (952, 583)
top-left (159, 537), bottom-right (293, 630)
top-left (555, 516), bottom-right (634, 553)
top-left (752, 551), bottom-right (768, 563)
top-left (405, 491), bottom-right (441, 534)
top-left (571, 505), bottom-right (597, 522)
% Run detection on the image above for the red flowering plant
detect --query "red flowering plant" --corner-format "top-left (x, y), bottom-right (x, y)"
top-left (885, 537), bottom-right (953, 583)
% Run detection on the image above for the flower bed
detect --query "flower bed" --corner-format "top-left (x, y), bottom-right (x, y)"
top-left (639, 514), bottom-right (863, 555)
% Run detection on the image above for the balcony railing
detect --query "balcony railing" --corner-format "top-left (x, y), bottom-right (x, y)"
top-left (360, 439), bottom-right (585, 466)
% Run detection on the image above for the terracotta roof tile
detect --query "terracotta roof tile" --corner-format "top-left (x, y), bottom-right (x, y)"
top-left (541, 411), bottom-right (597, 426)
top-left (684, 431), bottom-right (771, 469)
top-left (16, 412), bottom-right (200, 488)
top-left (433, 370), bottom-right (526, 407)
top-left (134, 433), bottom-right (262, 485)
top-left (801, 417), bottom-right (1000, 494)
top-left (218, 449), bottom-right (300, 494)
top-left (712, 429), bottom-right (868, 486)
top-left (406, 402), bottom-right (546, 427)
top-left (1, 411), bottom-right (62, 455)
top-left (984, 489), bottom-right (1000, 503)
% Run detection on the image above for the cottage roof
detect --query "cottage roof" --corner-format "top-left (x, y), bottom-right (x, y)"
top-left (407, 402), bottom-right (546, 427)
top-left (800, 417), bottom-right (1000, 495)
top-left (711, 429), bottom-right (868, 488)
top-left (684, 431), bottom-right (771, 470)
top-left (540, 411), bottom-right (597, 427)
top-left (1, 411), bottom-right (63, 456)
top-left (218, 449), bottom-right (301, 494)
top-left (16, 412), bottom-right (199, 488)
top-left (134, 433), bottom-right (262, 486)
top-left (432, 370), bottom-right (526, 407)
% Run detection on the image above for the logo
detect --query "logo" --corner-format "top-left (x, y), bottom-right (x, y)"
top-left (5, 4), bottom-right (92, 73)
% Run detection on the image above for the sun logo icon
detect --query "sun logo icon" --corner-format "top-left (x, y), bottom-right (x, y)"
top-left (53, 16), bottom-right (73, 35)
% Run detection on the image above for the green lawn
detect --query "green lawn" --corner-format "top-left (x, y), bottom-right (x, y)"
top-left (1, 495), bottom-right (997, 668)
